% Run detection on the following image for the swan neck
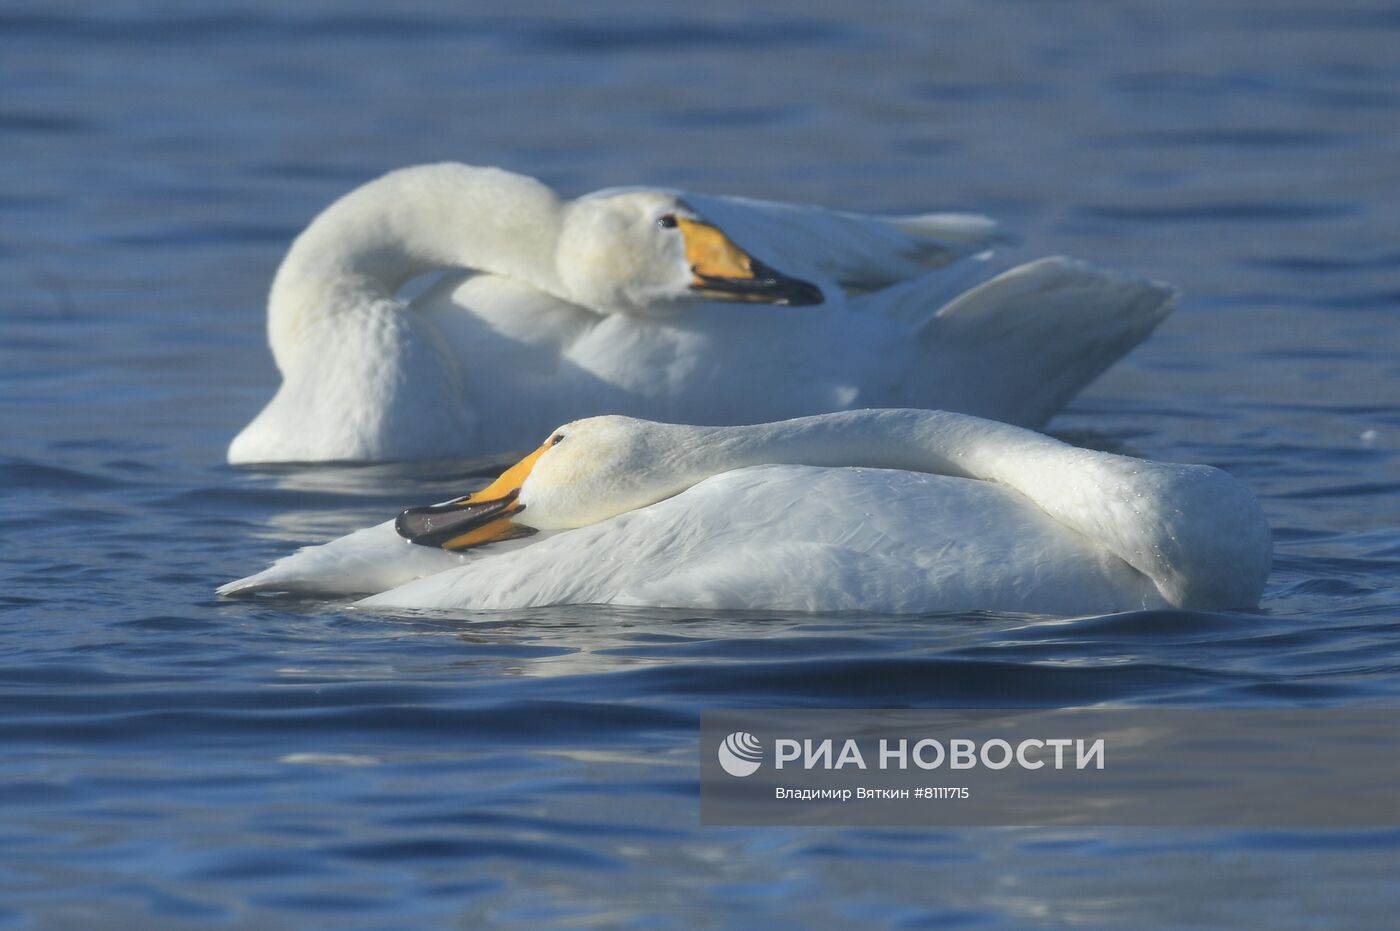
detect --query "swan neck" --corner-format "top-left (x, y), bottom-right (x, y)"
top-left (266, 163), bottom-right (566, 365)
top-left (690, 409), bottom-right (1024, 480)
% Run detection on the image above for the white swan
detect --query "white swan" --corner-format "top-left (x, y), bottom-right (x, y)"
top-left (220, 409), bottom-right (1271, 616)
top-left (228, 163), bottom-right (1175, 463)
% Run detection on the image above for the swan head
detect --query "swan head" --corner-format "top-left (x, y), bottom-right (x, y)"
top-left (556, 192), bottom-right (823, 316)
top-left (395, 416), bottom-right (700, 550)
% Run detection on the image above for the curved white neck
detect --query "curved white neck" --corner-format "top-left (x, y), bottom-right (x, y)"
top-left (677, 409), bottom-right (1269, 609)
top-left (266, 163), bottom-right (567, 367)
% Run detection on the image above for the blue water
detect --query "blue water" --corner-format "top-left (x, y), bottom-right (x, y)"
top-left (3, 0), bottom-right (1400, 926)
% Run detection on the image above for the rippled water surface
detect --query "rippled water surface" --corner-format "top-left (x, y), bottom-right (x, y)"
top-left (3, 1), bottom-right (1400, 926)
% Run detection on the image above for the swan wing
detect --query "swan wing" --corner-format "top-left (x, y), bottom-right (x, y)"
top-left (885, 257), bottom-right (1177, 426)
top-left (676, 192), bottom-right (999, 293)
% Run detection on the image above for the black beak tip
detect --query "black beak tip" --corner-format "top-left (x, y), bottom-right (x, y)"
top-left (780, 278), bottom-right (825, 306)
top-left (690, 264), bottom-right (824, 305)
top-left (394, 491), bottom-right (521, 550)
top-left (747, 257), bottom-right (824, 307)
top-left (395, 505), bottom-right (432, 544)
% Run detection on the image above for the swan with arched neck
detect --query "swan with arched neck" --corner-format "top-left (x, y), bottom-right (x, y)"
top-left (228, 163), bottom-right (1174, 464)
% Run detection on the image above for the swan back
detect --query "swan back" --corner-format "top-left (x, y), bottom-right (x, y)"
top-left (501, 409), bottom-right (1272, 610)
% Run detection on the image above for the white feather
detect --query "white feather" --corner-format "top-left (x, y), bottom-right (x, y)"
top-left (229, 164), bottom-right (1172, 464)
top-left (224, 409), bottom-right (1271, 616)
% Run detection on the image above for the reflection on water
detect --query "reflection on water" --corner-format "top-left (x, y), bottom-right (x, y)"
top-left (2, 0), bottom-right (1400, 926)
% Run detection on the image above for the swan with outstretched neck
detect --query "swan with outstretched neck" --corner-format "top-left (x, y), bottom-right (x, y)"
top-left (220, 409), bottom-right (1271, 616)
top-left (228, 163), bottom-right (1175, 463)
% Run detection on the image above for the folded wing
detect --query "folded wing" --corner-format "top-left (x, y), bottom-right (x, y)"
top-left (674, 191), bottom-right (999, 293)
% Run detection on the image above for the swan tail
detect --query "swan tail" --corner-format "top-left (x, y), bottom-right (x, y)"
top-left (216, 520), bottom-right (466, 597)
top-left (217, 571), bottom-right (278, 598)
top-left (913, 257), bottom-right (1177, 427)
top-left (215, 546), bottom-right (365, 598)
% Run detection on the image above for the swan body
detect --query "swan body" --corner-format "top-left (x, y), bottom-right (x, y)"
top-left (221, 409), bottom-right (1271, 616)
top-left (228, 163), bottom-right (1175, 463)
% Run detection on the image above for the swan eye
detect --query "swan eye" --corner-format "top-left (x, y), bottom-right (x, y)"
top-left (550, 434), bottom-right (564, 446)
top-left (656, 214), bottom-right (678, 230)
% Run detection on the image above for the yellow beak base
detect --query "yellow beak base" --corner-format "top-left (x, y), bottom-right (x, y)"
top-left (677, 218), bottom-right (824, 306)
top-left (395, 439), bottom-right (556, 551)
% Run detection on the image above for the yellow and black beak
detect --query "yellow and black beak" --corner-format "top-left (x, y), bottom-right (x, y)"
top-left (677, 218), bottom-right (824, 306)
top-left (395, 438), bottom-right (555, 552)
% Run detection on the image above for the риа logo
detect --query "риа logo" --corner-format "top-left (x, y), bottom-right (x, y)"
top-left (718, 732), bottom-right (763, 777)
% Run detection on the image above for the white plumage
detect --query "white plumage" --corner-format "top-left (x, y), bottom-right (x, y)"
top-left (228, 163), bottom-right (1174, 463)
top-left (221, 410), bottom-right (1271, 616)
